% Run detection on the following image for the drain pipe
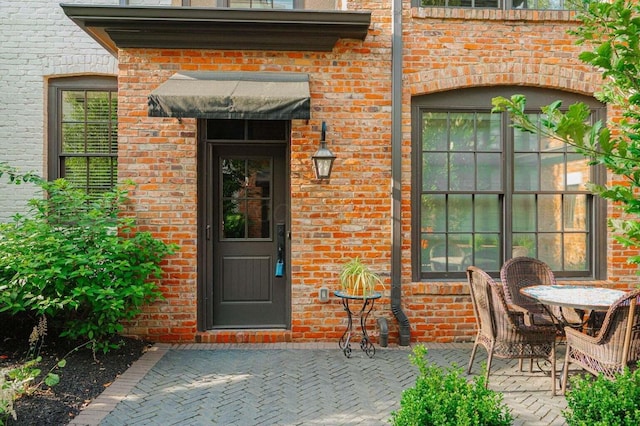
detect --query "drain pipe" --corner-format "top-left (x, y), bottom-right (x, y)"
top-left (390, 0), bottom-right (411, 346)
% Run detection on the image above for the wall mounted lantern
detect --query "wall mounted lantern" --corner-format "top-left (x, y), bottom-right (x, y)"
top-left (312, 122), bottom-right (336, 180)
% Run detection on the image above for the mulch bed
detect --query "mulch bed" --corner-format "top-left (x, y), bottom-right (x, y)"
top-left (1, 314), bottom-right (150, 426)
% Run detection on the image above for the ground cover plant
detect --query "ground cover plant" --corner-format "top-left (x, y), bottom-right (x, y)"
top-left (390, 345), bottom-right (513, 426)
top-left (1, 315), bottom-right (149, 425)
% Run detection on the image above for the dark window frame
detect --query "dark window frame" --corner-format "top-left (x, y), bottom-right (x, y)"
top-left (411, 0), bottom-right (579, 10)
top-left (411, 87), bottom-right (607, 281)
top-left (182, 0), bottom-right (305, 8)
top-left (47, 76), bottom-right (118, 192)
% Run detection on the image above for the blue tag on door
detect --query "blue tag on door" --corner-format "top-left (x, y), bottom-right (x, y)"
top-left (275, 260), bottom-right (284, 277)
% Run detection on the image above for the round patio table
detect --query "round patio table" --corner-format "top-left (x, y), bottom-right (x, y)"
top-left (520, 285), bottom-right (625, 312)
top-left (520, 285), bottom-right (625, 334)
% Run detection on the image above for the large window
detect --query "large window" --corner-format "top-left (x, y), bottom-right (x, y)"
top-left (412, 87), bottom-right (606, 280)
top-left (48, 76), bottom-right (117, 194)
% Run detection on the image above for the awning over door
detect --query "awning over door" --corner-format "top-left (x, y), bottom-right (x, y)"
top-left (148, 72), bottom-right (310, 120)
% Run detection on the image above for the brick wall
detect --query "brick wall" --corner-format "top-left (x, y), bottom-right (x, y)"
top-left (117, 4), bottom-right (639, 345)
top-left (400, 7), bottom-right (634, 343)
top-left (116, 1), bottom-right (393, 342)
top-left (4, 0), bottom-right (634, 344)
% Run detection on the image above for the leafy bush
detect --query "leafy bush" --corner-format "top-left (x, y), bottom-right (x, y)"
top-left (563, 365), bottom-right (640, 426)
top-left (390, 345), bottom-right (513, 426)
top-left (0, 164), bottom-right (178, 351)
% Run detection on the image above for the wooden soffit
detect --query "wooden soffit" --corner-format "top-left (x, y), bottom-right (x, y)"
top-left (60, 4), bottom-right (372, 55)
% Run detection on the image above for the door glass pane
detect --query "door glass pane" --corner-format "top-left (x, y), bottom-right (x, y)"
top-left (222, 199), bottom-right (245, 239)
top-left (222, 159), bottom-right (247, 198)
top-left (247, 159), bottom-right (271, 198)
top-left (246, 199), bottom-right (270, 238)
top-left (221, 157), bottom-right (272, 240)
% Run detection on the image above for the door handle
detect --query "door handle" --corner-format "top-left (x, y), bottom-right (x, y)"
top-left (275, 223), bottom-right (285, 277)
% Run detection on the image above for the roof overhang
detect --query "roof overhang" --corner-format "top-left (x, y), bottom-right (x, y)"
top-left (148, 72), bottom-right (311, 120)
top-left (60, 4), bottom-right (372, 55)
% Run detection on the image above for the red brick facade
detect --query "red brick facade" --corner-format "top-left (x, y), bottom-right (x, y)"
top-left (118, 3), bottom-right (636, 345)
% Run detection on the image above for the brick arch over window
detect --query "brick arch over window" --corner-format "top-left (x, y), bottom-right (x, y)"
top-left (406, 63), bottom-right (601, 98)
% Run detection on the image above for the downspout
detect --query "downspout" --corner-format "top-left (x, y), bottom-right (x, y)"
top-left (391, 0), bottom-right (411, 346)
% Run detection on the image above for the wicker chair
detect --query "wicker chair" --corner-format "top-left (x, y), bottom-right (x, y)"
top-left (500, 257), bottom-right (582, 328)
top-left (467, 266), bottom-right (558, 395)
top-left (561, 289), bottom-right (640, 394)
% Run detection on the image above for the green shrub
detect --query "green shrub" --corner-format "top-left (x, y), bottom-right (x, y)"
top-left (0, 164), bottom-right (178, 352)
top-left (390, 345), bottom-right (513, 426)
top-left (563, 365), bottom-right (640, 426)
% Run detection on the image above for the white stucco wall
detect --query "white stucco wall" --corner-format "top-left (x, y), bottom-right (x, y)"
top-left (0, 0), bottom-right (171, 221)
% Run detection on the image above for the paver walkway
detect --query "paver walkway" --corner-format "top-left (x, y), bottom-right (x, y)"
top-left (69, 342), bottom-right (569, 426)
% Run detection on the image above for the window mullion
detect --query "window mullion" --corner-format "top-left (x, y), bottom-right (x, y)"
top-left (503, 111), bottom-right (513, 260)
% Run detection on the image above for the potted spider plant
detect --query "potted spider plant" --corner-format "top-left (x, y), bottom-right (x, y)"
top-left (339, 257), bottom-right (384, 298)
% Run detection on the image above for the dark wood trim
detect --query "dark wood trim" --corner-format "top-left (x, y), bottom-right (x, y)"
top-left (60, 4), bottom-right (371, 55)
top-left (47, 75), bottom-right (117, 182)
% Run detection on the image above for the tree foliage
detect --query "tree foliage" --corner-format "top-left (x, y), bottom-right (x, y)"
top-left (492, 0), bottom-right (640, 267)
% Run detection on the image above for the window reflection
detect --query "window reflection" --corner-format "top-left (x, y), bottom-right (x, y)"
top-left (221, 157), bottom-right (272, 239)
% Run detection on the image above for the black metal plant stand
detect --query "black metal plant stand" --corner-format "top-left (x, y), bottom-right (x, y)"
top-left (334, 291), bottom-right (382, 358)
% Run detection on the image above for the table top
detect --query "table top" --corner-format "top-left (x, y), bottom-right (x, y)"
top-left (334, 291), bottom-right (382, 300)
top-left (520, 285), bottom-right (625, 312)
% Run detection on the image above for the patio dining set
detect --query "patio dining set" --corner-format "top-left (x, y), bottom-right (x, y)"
top-left (466, 257), bottom-right (640, 396)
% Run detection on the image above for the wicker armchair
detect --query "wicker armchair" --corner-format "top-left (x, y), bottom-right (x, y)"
top-left (561, 289), bottom-right (640, 394)
top-left (500, 257), bottom-right (582, 328)
top-left (467, 266), bottom-right (558, 395)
